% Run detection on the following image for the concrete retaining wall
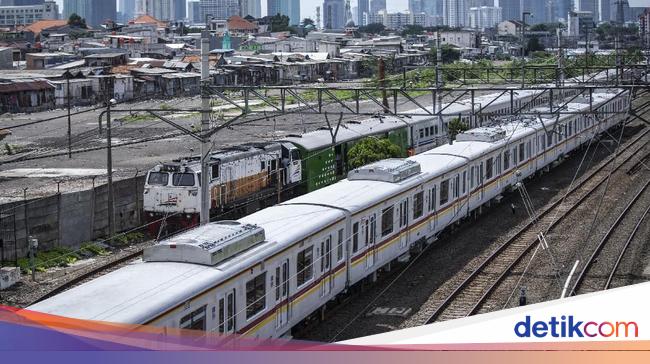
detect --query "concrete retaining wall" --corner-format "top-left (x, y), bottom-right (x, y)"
top-left (0, 175), bottom-right (145, 262)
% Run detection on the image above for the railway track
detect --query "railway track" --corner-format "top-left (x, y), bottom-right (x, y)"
top-left (570, 179), bottom-right (650, 295)
top-left (424, 128), bottom-right (650, 324)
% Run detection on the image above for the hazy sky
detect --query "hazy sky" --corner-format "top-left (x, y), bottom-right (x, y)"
top-left (55, 0), bottom-right (411, 24)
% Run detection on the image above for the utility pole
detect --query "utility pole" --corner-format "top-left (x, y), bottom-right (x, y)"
top-left (106, 96), bottom-right (115, 243)
top-left (200, 30), bottom-right (211, 226)
top-left (436, 31), bottom-right (443, 137)
top-left (379, 57), bottom-right (389, 112)
top-left (67, 76), bottom-right (72, 158)
top-left (521, 12), bottom-right (531, 88)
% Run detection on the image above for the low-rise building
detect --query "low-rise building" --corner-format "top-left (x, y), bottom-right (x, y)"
top-left (368, 10), bottom-right (427, 29)
top-left (0, 1), bottom-right (59, 27)
top-left (0, 79), bottom-right (55, 113)
top-left (497, 19), bottom-right (525, 36)
top-left (26, 52), bottom-right (77, 69)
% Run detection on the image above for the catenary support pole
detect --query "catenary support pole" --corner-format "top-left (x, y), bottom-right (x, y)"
top-left (200, 30), bottom-right (211, 226)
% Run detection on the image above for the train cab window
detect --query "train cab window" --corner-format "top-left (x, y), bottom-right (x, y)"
top-left (518, 143), bottom-right (525, 163)
top-left (337, 229), bottom-right (344, 262)
top-left (440, 179), bottom-right (450, 205)
top-left (381, 207), bottom-right (394, 237)
top-left (413, 191), bottom-right (424, 219)
top-left (261, 161), bottom-right (266, 171)
top-left (296, 247), bottom-right (313, 287)
top-left (147, 172), bottom-right (169, 186)
top-left (246, 272), bottom-right (266, 319)
top-left (504, 150), bottom-right (510, 170)
top-left (211, 164), bottom-right (220, 179)
top-left (485, 158), bottom-right (494, 180)
top-left (352, 222), bottom-right (359, 253)
top-left (179, 305), bottom-right (206, 331)
top-left (172, 173), bottom-right (195, 186)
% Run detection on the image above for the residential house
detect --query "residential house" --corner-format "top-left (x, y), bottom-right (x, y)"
top-left (84, 53), bottom-right (129, 67)
top-left (25, 52), bottom-right (77, 69)
top-left (0, 79), bottom-right (55, 113)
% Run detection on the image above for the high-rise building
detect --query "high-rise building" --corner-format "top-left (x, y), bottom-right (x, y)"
top-left (369, 0), bottom-right (385, 15)
top-left (521, 0), bottom-right (546, 24)
top-left (64, 0), bottom-right (116, 26)
top-left (187, 0), bottom-right (200, 22)
top-left (468, 5), bottom-right (501, 29)
top-left (267, 0), bottom-right (299, 24)
top-left (357, 0), bottom-right (368, 26)
top-left (174, 0), bottom-right (186, 19)
top-left (119, 0), bottom-right (136, 21)
top-left (443, 0), bottom-right (466, 27)
top-left (323, 0), bottom-right (345, 29)
top-left (241, 0), bottom-right (261, 18)
top-left (576, 0), bottom-right (598, 21)
top-left (498, 0), bottom-right (520, 21)
top-left (0, 0), bottom-right (44, 5)
top-left (409, 0), bottom-right (423, 13)
top-left (200, 0), bottom-right (238, 20)
top-left (0, 0), bottom-right (58, 26)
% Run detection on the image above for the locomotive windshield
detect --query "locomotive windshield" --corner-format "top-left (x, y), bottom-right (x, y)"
top-left (172, 173), bottom-right (195, 186)
top-left (148, 172), bottom-right (169, 186)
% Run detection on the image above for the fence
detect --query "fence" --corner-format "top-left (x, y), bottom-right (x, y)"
top-left (0, 175), bottom-right (145, 264)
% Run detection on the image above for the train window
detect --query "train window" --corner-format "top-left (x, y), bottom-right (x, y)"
top-left (261, 161), bottom-right (266, 171)
top-left (227, 291), bottom-right (235, 331)
top-left (320, 237), bottom-right (331, 272)
top-left (172, 173), bottom-right (195, 186)
top-left (419, 129), bottom-right (424, 138)
top-left (429, 126), bottom-right (434, 135)
top-left (496, 155), bottom-right (501, 175)
top-left (470, 167), bottom-right (475, 189)
top-left (352, 222), bottom-right (359, 253)
top-left (512, 148), bottom-right (518, 165)
top-left (547, 132), bottom-right (553, 146)
top-left (434, 125), bottom-right (439, 135)
top-left (440, 179), bottom-right (449, 205)
top-left (246, 272), bottom-right (266, 319)
top-left (275, 266), bottom-right (281, 301)
top-left (540, 135), bottom-right (545, 150)
top-left (413, 191), bottom-right (424, 219)
top-left (518, 143), bottom-right (525, 163)
top-left (218, 298), bottom-right (225, 333)
top-left (462, 171), bottom-right (467, 194)
top-left (485, 158), bottom-right (493, 180)
top-left (370, 215), bottom-right (376, 245)
top-left (296, 247), bottom-right (313, 287)
top-left (381, 206), bottom-right (394, 237)
top-left (527, 141), bottom-right (532, 158)
top-left (211, 164), bottom-right (220, 179)
top-left (428, 186), bottom-right (437, 211)
top-left (453, 175), bottom-right (459, 198)
top-left (147, 172), bottom-right (168, 186)
top-left (425, 128), bottom-right (430, 137)
top-left (337, 229), bottom-right (344, 262)
top-left (504, 150), bottom-right (510, 170)
top-left (179, 305), bottom-right (206, 331)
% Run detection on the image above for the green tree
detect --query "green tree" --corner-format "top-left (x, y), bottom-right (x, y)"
top-left (302, 18), bottom-right (315, 26)
top-left (527, 37), bottom-right (545, 52)
top-left (359, 22), bottom-right (386, 35)
top-left (348, 138), bottom-right (402, 169)
top-left (269, 13), bottom-right (290, 32)
top-left (401, 24), bottom-right (424, 37)
top-left (431, 44), bottom-right (461, 63)
top-left (448, 118), bottom-right (469, 142)
top-left (67, 13), bottom-right (87, 29)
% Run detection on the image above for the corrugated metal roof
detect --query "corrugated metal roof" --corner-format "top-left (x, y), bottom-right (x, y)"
top-left (0, 80), bottom-right (53, 93)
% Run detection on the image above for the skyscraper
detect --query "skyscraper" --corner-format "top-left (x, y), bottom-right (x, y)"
top-left (409, 0), bottom-right (423, 13)
top-left (357, 0), bottom-right (368, 26)
top-left (119, 0), bottom-right (136, 21)
top-left (174, 0), bottom-right (186, 20)
top-left (200, 0), bottom-right (239, 20)
top-left (522, 0), bottom-right (546, 24)
top-left (443, 0), bottom-right (466, 27)
top-left (64, 0), bottom-right (116, 26)
top-left (241, 0), bottom-right (261, 18)
top-left (188, 0), bottom-right (200, 22)
top-left (266, 0), bottom-right (300, 25)
top-left (499, 0), bottom-right (521, 21)
top-left (576, 0), bottom-right (599, 20)
top-left (323, 0), bottom-right (345, 29)
top-left (369, 0), bottom-right (385, 15)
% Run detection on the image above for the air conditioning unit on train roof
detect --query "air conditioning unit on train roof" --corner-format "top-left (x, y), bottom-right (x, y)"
top-left (348, 159), bottom-right (421, 183)
top-left (143, 221), bottom-right (265, 266)
top-left (456, 128), bottom-right (506, 143)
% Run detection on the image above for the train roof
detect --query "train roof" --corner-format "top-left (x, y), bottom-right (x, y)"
top-left (280, 115), bottom-right (407, 151)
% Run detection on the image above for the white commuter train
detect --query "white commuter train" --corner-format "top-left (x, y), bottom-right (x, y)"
top-left (29, 87), bottom-right (630, 340)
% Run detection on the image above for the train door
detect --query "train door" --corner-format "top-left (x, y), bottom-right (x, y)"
top-left (365, 214), bottom-right (377, 269)
top-left (275, 259), bottom-right (290, 329)
top-left (320, 235), bottom-right (333, 297)
top-left (398, 198), bottom-right (409, 249)
top-left (217, 288), bottom-right (236, 335)
top-left (282, 143), bottom-right (302, 184)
